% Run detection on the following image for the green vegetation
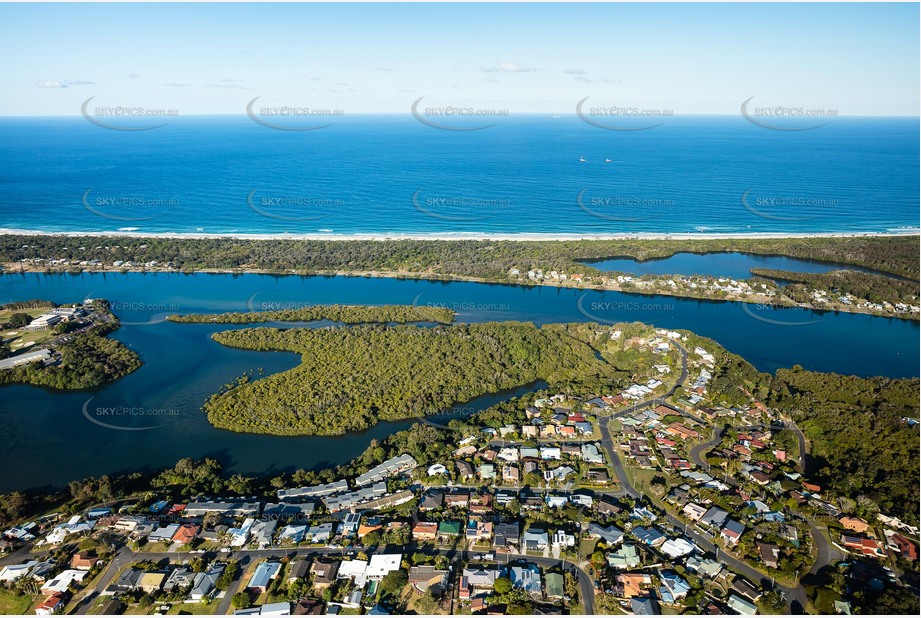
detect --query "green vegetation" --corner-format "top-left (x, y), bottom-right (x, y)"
top-left (0, 588), bottom-right (33, 615)
top-left (0, 300), bottom-right (141, 389)
top-left (751, 268), bottom-right (919, 306)
top-left (0, 331), bottom-right (140, 390)
top-left (3, 233), bottom-right (917, 279)
top-left (202, 322), bottom-right (626, 436)
top-left (168, 304), bottom-right (454, 325)
top-left (768, 366), bottom-right (920, 524)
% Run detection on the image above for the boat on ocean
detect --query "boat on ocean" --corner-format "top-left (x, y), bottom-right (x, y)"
top-left (579, 155), bottom-right (587, 163)
top-left (605, 158), bottom-right (613, 163)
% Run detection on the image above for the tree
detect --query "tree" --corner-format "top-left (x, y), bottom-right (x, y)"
top-left (231, 591), bottom-right (254, 610)
top-left (494, 576), bottom-right (513, 595)
top-left (379, 569), bottom-right (408, 598)
top-left (416, 589), bottom-right (439, 614)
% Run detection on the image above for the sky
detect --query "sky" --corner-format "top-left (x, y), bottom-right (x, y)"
top-left (0, 2), bottom-right (918, 116)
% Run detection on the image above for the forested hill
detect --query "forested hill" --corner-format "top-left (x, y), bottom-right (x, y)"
top-left (768, 367), bottom-right (920, 524)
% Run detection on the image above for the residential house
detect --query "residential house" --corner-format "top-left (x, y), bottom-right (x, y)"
top-left (523, 528), bottom-right (549, 551)
top-left (509, 563), bottom-right (542, 595)
top-left (839, 517), bottom-right (871, 534)
top-left (309, 559), bottom-right (339, 589)
top-left (757, 542), bottom-right (781, 569)
top-left (588, 523), bottom-right (624, 546)
top-left (248, 562), bottom-right (282, 594)
top-left (412, 522), bottom-right (438, 542)
top-left (189, 564), bottom-right (224, 601)
top-left (408, 565), bottom-right (449, 594)
top-left (545, 572), bottom-right (565, 599)
top-left (494, 522), bottom-right (521, 550)
top-left (70, 551), bottom-right (100, 571)
top-left (720, 520), bottom-right (745, 545)
top-left (607, 544), bottom-right (641, 569)
top-left (613, 573), bottom-right (651, 598)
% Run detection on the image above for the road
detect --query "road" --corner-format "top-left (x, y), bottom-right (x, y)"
top-left (596, 341), bottom-right (813, 612)
top-left (112, 542), bottom-right (596, 615)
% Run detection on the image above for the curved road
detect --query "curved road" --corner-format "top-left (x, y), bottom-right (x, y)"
top-left (597, 342), bottom-right (812, 612)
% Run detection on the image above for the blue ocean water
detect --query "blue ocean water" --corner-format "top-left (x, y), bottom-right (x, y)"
top-left (0, 115), bottom-right (917, 236)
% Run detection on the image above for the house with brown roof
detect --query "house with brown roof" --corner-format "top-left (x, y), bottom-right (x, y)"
top-left (409, 565), bottom-right (449, 593)
top-left (444, 492), bottom-right (470, 508)
top-left (756, 542), bottom-right (781, 569)
top-left (613, 573), bottom-right (651, 598)
top-left (172, 523), bottom-right (200, 545)
top-left (839, 517), bottom-right (871, 534)
top-left (70, 551), bottom-right (100, 571)
top-left (292, 599), bottom-right (326, 615)
top-left (891, 534), bottom-right (918, 561)
top-left (841, 535), bottom-right (885, 558)
top-left (456, 460), bottom-right (474, 480)
top-left (309, 559), bottom-right (339, 589)
top-left (35, 593), bottom-right (66, 616)
top-left (412, 522), bottom-right (438, 541)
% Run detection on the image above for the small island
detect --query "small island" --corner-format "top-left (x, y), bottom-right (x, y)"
top-left (167, 304), bottom-right (455, 325)
top-left (0, 299), bottom-right (140, 389)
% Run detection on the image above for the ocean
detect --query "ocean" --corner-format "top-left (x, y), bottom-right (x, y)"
top-left (0, 115), bottom-right (917, 236)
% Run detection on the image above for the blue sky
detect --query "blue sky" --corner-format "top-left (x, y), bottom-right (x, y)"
top-left (1, 2), bottom-right (918, 116)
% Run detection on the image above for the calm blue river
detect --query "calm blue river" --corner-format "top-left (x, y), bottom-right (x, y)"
top-left (0, 271), bottom-right (917, 492)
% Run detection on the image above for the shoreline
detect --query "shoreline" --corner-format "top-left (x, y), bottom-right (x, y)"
top-left (4, 264), bottom-right (918, 323)
top-left (1, 227), bottom-right (919, 242)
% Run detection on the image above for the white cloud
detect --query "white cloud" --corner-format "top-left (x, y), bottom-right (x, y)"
top-left (563, 68), bottom-right (587, 75)
top-left (128, 73), bottom-right (141, 79)
top-left (482, 61), bottom-right (536, 73)
top-left (163, 82), bottom-right (193, 87)
top-left (36, 80), bottom-right (67, 88)
top-left (65, 79), bottom-right (94, 85)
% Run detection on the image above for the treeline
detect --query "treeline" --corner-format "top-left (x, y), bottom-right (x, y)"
top-left (2, 233), bottom-right (917, 279)
top-left (767, 366), bottom-right (920, 524)
top-left (751, 268), bottom-right (919, 306)
top-left (167, 304), bottom-right (454, 325)
top-left (0, 299), bottom-right (54, 312)
top-left (202, 322), bottom-right (626, 436)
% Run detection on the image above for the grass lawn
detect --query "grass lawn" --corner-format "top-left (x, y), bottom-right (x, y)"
top-left (166, 601), bottom-right (219, 615)
top-left (0, 589), bottom-right (35, 615)
top-left (579, 537), bottom-right (598, 560)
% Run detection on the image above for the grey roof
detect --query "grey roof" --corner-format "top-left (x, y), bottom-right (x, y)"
top-left (355, 454), bottom-right (418, 486)
top-left (277, 480), bottom-right (349, 500)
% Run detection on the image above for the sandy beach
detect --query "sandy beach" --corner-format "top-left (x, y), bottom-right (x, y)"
top-left (0, 227), bottom-right (917, 242)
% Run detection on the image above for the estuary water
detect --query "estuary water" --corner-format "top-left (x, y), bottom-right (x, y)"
top-left (0, 271), bottom-right (917, 492)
